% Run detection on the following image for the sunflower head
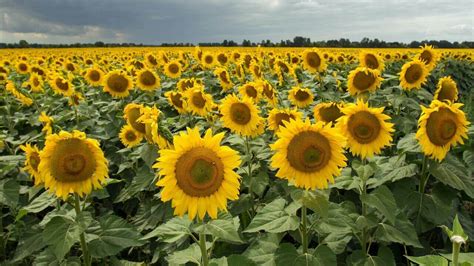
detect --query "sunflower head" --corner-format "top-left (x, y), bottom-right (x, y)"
top-left (267, 108), bottom-right (302, 131)
top-left (270, 118), bottom-right (347, 190)
top-left (124, 103), bottom-right (146, 134)
top-left (359, 51), bottom-right (385, 72)
top-left (302, 49), bottom-right (327, 73)
top-left (184, 85), bottom-right (214, 116)
top-left (214, 67), bottom-right (233, 91)
top-left (288, 86), bottom-right (314, 108)
top-left (20, 143), bottom-right (43, 185)
top-left (416, 100), bottom-right (469, 161)
top-left (164, 60), bottom-right (182, 79)
top-left (201, 52), bottom-right (215, 69)
top-left (239, 82), bottom-right (261, 102)
top-left (136, 68), bottom-right (160, 91)
top-left (417, 45), bottom-right (439, 71)
top-left (347, 67), bottom-right (383, 96)
top-left (399, 59), bottom-right (429, 91)
top-left (50, 75), bottom-right (74, 97)
top-left (154, 127), bottom-right (241, 220)
top-left (84, 66), bottom-right (104, 86)
top-left (165, 91), bottom-right (186, 113)
top-left (434, 76), bottom-right (458, 102)
top-left (103, 70), bottom-right (133, 98)
top-left (220, 94), bottom-right (263, 137)
top-left (314, 102), bottom-right (344, 124)
top-left (16, 61), bottom-right (30, 74)
top-left (337, 100), bottom-right (394, 159)
top-left (39, 130), bottom-right (108, 199)
top-left (119, 124), bottom-right (143, 148)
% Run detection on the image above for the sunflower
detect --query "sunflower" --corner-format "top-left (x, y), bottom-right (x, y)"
top-left (165, 91), bottom-right (186, 113)
top-left (5, 81), bottom-right (33, 106)
top-left (417, 44), bottom-right (439, 71)
top-left (337, 100), bottom-right (394, 159)
top-left (302, 49), bottom-right (327, 73)
top-left (0, 73), bottom-right (7, 84)
top-left (164, 60), bottom-right (182, 79)
top-left (288, 86), bottom-right (314, 108)
top-left (249, 61), bottom-right (263, 79)
top-left (416, 100), bottom-right (469, 161)
top-left (124, 103), bottom-right (146, 134)
top-left (177, 78), bottom-right (201, 92)
top-left (313, 102), bottom-right (344, 124)
top-left (23, 73), bottom-right (44, 92)
top-left (239, 82), bottom-right (261, 102)
top-left (270, 118), bottom-right (347, 190)
top-left (434, 76), bottom-right (458, 102)
top-left (347, 67), bottom-right (383, 96)
top-left (359, 51), bottom-right (384, 72)
top-left (136, 68), bottom-right (160, 91)
top-left (39, 111), bottom-right (54, 135)
top-left (20, 143), bottom-right (43, 185)
top-left (214, 67), bottom-right (234, 91)
top-left (137, 105), bottom-right (171, 149)
top-left (84, 66), bottom-right (104, 86)
top-left (267, 108), bottom-right (302, 131)
top-left (154, 127), bottom-right (241, 220)
top-left (145, 53), bottom-right (159, 68)
top-left (50, 75), bottom-right (74, 97)
top-left (220, 94), bottom-right (263, 137)
top-left (119, 124), bottom-right (143, 148)
top-left (103, 70), bottom-right (133, 98)
top-left (183, 85), bottom-right (215, 116)
top-left (16, 61), bottom-right (30, 74)
top-left (38, 130), bottom-right (108, 199)
top-left (259, 79), bottom-right (277, 106)
top-left (399, 59), bottom-right (429, 91)
top-left (201, 52), bottom-right (215, 69)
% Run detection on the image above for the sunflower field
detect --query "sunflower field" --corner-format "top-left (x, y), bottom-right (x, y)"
top-left (0, 46), bottom-right (474, 265)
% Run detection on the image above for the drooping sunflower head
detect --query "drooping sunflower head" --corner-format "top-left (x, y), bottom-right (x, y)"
top-left (119, 124), bottom-right (143, 148)
top-left (26, 73), bottom-right (44, 92)
top-left (416, 100), bottom-right (469, 161)
top-left (136, 68), bottom-right (160, 91)
top-left (38, 130), bottom-right (109, 199)
top-left (399, 59), bottom-right (429, 91)
top-left (84, 66), bottom-right (104, 86)
top-left (434, 76), bottom-right (458, 102)
top-left (313, 102), bottom-right (344, 124)
top-left (213, 67), bottom-right (233, 91)
top-left (103, 70), bottom-right (133, 98)
top-left (177, 78), bottom-right (199, 92)
top-left (165, 91), bottom-right (186, 113)
top-left (267, 108), bottom-right (302, 131)
top-left (239, 82), bottom-right (261, 102)
top-left (359, 51), bottom-right (385, 72)
top-left (249, 61), bottom-right (263, 79)
top-left (164, 60), bottom-right (182, 79)
top-left (259, 79), bottom-right (277, 106)
top-left (50, 74), bottom-right (74, 97)
top-left (124, 103), bottom-right (146, 134)
top-left (337, 99), bottom-right (394, 159)
top-left (154, 127), bottom-right (241, 220)
top-left (417, 44), bottom-right (439, 71)
top-left (302, 49), bottom-right (327, 73)
top-left (288, 86), bottom-right (314, 108)
top-left (20, 143), bottom-right (43, 185)
top-left (270, 118), bottom-right (347, 190)
top-left (347, 67), bottom-right (383, 96)
top-left (220, 94), bottom-right (263, 137)
top-left (183, 85), bottom-right (214, 116)
top-left (145, 53), bottom-right (159, 68)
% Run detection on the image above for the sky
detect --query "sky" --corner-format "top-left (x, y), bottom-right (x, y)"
top-left (0, 0), bottom-right (473, 44)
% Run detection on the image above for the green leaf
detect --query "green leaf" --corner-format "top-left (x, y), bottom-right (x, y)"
top-left (367, 157), bottom-right (417, 189)
top-left (227, 254), bottom-right (258, 266)
top-left (332, 167), bottom-right (360, 191)
top-left (42, 215), bottom-right (82, 259)
top-left (313, 244), bottom-right (336, 265)
top-left (291, 190), bottom-right (329, 218)
top-left (376, 217), bottom-right (422, 248)
top-left (377, 246), bottom-right (395, 266)
top-left (397, 133), bottom-right (421, 153)
top-left (243, 233), bottom-right (280, 266)
top-left (463, 150), bottom-right (474, 171)
top-left (429, 155), bottom-right (474, 198)
top-left (406, 255), bottom-right (448, 266)
top-left (201, 214), bottom-right (243, 243)
top-left (0, 178), bottom-right (20, 207)
top-left (244, 198), bottom-right (299, 233)
top-left (360, 185), bottom-right (397, 224)
top-left (275, 243), bottom-right (319, 266)
top-left (167, 243), bottom-right (203, 265)
top-left (13, 229), bottom-right (47, 262)
top-left (440, 253), bottom-right (474, 265)
top-left (87, 215), bottom-right (144, 258)
top-left (22, 191), bottom-right (56, 213)
top-left (142, 216), bottom-right (191, 243)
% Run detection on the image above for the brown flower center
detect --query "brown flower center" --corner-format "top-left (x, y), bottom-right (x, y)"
top-left (107, 73), bottom-right (129, 92)
top-left (364, 54), bottom-right (379, 69)
top-left (287, 131), bottom-right (331, 173)
top-left (437, 80), bottom-right (457, 102)
top-left (88, 70), bottom-right (101, 82)
top-left (168, 63), bottom-right (179, 74)
top-left (139, 70), bottom-right (157, 86)
top-left (170, 92), bottom-right (184, 108)
top-left (294, 89), bottom-right (310, 101)
top-left (348, 111), bottom-right (381, 144)
top-left (405, 64), bottom-right (423, 84)
top-left (127, 107), bottom-right (146, 134)
top-left (306, 52), bottom-right (321, 69)
top-left (318, 104), bottom-right (343, 123)
top-left (192, 91), bottom-right (206, 108)
top-left (50, 139), bottom-right (97, 182)
top-left (230, 103), bottom-right (251, 125)
top-left (353, 71), bottom-right (376, 91)
top-left (245, 85), bottom-right (257, 98)
top-left (274, 112), bottom-right (295, 128)
top-left (55, 78), bottom-right (69, 91)
top-left (426, 107), bottom-right (457, 146)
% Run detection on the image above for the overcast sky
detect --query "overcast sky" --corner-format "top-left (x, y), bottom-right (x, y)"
top-left (1, 0), bottom-right (473, 44)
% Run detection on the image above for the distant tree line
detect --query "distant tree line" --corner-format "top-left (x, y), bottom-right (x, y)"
top-left (1, 37), bottom-right (473, 49)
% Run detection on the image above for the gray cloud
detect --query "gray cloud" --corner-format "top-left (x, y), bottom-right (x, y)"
top-left (0, 0), bottom-right (472, 44)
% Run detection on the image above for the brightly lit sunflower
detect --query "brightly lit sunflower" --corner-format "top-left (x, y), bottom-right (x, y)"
top-left (434, 76), bottom-right (458, 102)
top-left (214, 67), bottom-right (234, 91)
top-left (154, 127), bottom-right (241, 220)
top-left (347, 67), bottom-right (383, 96)
top-left (220, 94), bottom-right (263, 137)
top-left (103, 70), bottom-right (133, 98)
top-left (124, 103), bottom-right (146, 135)
top-left (165, 91), bottom-right (186, 113)
top-left (20, 143), bottom-right (43, 185)
top-left (84, 66), bottom-right (104, 86)
top-left (137, 105), bottom-right (171, 149)
top-left (164, 60), bottom-right (182, 79)
top-left (183, 85), bottom-right (215, 116)
top-left (416, 100), bottom-right (469, 161)
top-left (288, 86), bottom-right (314, 108)
top-left (24, 73), bottom-right (44, 92)
top-left (136, 68), bottom-right (160, 91)
top-left (302, 49), bottom-right (327, 73)
top-left (399, 59), bottom-right (429, 91)
top-left (260, 79), bottom-right (278, 106)
top-left (201, 52), bottom-right (215, 69)
top-left (417, 44), bottom-right (440, 71)
top-left (16, 61), bottom-right (30, 74)
top-left (50, 75), bottom-right (74, 97)
top-left (270, 118), bottom-right (347, 190)
top-left (119, 124), bottom-right (143, 148)
top-left (239, 82), bottom-right (261, 102)
top-left (359, 51), bottom-right (385, 72)
top-left (267, 108), bottom-right (302, 131)
top-left (313, 102), bottom-right (344, 124)
top-left (38, 130), bottom-right (108, 199)
top-left (5, 81), bottom-right (33, 106)
top-left (337, 99), bottom-right (394, 159)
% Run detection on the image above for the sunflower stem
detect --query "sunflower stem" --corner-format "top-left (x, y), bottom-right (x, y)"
top-left (74, 194), bottom-right (91, 266)
top-left (199, 231), bottom-right (209, 266)
top-left (418, 155), bottom-right (429, 194)
top-left (452, 241), bottom-right (461, 266)
top-left (301, 205), bottom-right (309, 254)
top-left (360, 158), bottom-right (368, 255)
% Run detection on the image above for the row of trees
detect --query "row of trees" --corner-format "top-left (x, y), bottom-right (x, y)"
top-left (1, 37), bottom-right (473, 49)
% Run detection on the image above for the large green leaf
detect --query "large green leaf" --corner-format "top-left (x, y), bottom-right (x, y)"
top-left (367, 156), bottom-right (417, 189)
top-left (360, 185), bottom-right (397, 225)
top-left (22, 191), bottom-right (57, 213)
top-left (87, 215), bottom-right (144, 258)
top-left (243, 233), bottom-right (280, 266)
top-left (199, 214), bottom-right (243, 243)
top-left (142, 216), bottom-right (191, 243)
top-left (244, 198), bottom-right (299, 233)
top-left (429, 155), bottom-right (474, 198)
top-left (406, 255), bottom-right (448, 266)
top-left (0, 178), bottom-right (20, 207)
top-left (167, 243), bottom-right (204, 265)
top-left (376, 215), bottom-right (422, 248)
top-left (42, 215), bottom-right (82, 259)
